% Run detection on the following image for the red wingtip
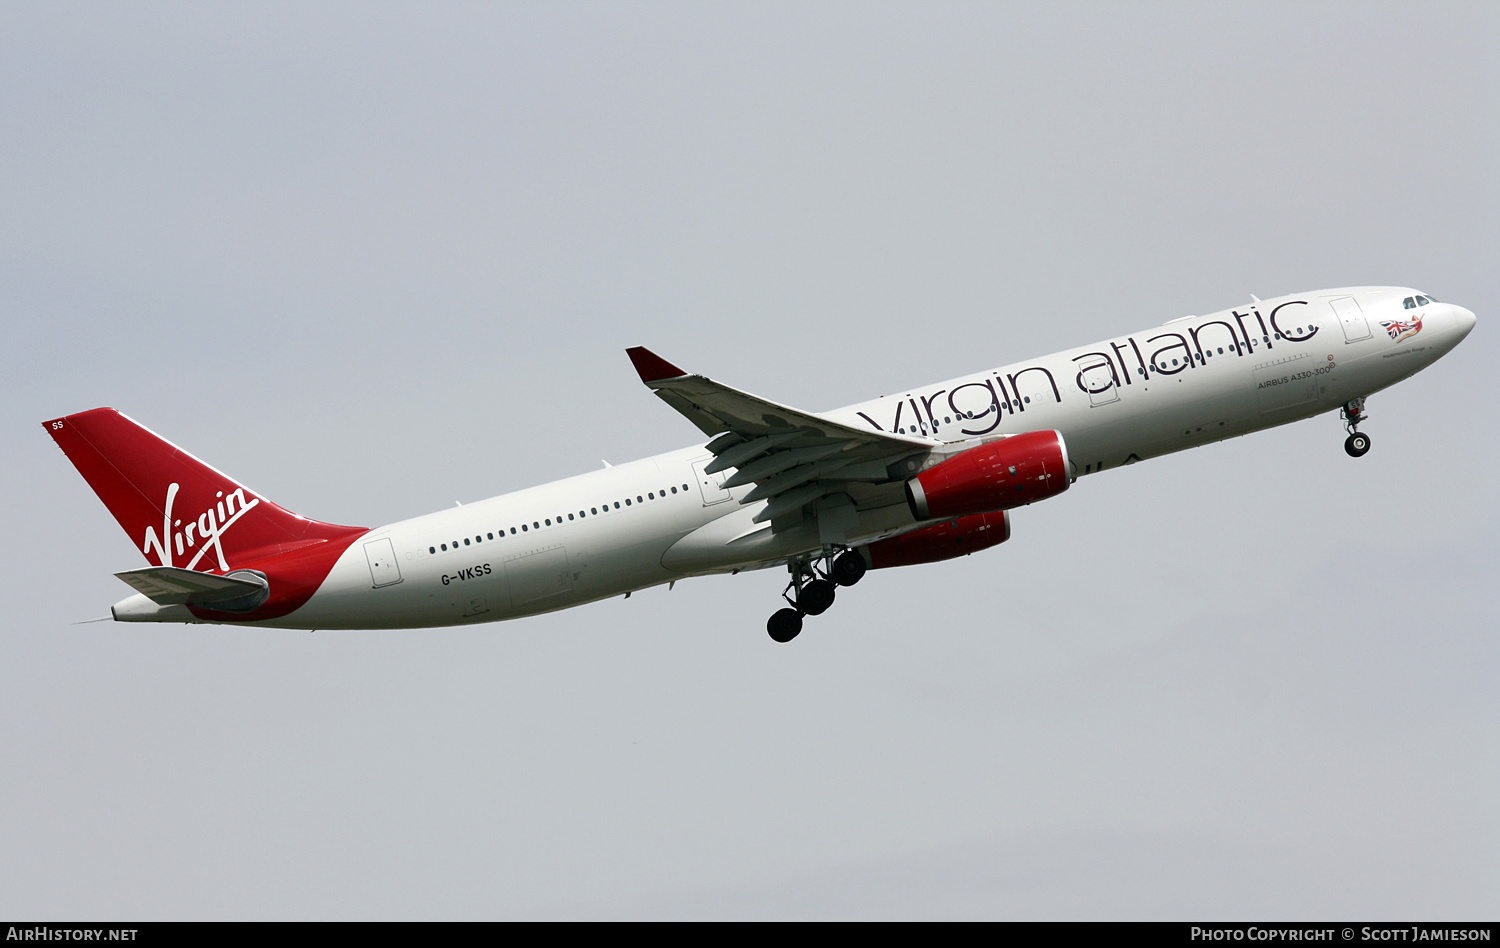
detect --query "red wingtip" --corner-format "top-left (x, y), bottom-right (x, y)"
top-left (626, 347), bottom-right (689, 383)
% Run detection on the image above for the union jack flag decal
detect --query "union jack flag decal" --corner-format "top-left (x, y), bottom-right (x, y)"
top-left (1380, 317), bottom-right (1423, 343)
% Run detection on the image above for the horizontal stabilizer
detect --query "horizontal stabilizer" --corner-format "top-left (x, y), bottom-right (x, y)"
top-left (114, 566), bottom-right (268, 607)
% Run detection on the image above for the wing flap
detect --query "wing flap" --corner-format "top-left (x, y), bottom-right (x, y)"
top-left (704, 432), bottom-right (802, 475)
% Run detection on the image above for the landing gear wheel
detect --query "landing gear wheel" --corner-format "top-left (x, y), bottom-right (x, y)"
top-left (1344, 432), bottom-right (1371, 458)
top-left (831, 551), bottom-right (867, 587)
top-left (767, 608), bottom-right (803, 643)
top-left (797, 579), bottom-right (836, 616)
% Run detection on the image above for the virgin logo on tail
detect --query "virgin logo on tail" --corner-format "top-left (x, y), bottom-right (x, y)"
top-left (141, 483), bottom-right (260, 572)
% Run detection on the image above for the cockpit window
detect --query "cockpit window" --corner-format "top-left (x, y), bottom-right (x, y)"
top-left (1416, 295), bottom-right (1430, 306)
top-left (1403, 296), bottom-right (1416, 309)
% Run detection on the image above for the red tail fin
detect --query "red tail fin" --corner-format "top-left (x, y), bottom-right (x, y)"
top-left (45, 408), bottom-right (364, 573)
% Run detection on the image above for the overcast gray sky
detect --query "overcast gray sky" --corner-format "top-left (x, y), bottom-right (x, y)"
top-left (3, 1), bottom-right (1496, 920)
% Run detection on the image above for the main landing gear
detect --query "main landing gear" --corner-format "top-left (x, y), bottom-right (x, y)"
top-left (766, 548), bottom-right (868, 643)
top-left (1342, 397), bottom-right (1372, 458)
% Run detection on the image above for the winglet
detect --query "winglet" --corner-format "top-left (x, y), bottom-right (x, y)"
top-left (626, 347), bottom-right (689, 383)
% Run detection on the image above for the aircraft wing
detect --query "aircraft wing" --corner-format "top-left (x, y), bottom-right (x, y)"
top-left (627, 348), bottom-right (933, 526)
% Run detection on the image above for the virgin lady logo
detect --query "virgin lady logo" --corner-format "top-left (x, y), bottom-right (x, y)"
top-left (1380, 317), bottom-right (1422, 344)
top-left (141, 483), bottom-right (260, 572)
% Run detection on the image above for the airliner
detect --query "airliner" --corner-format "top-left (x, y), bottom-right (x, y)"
top-left (45, 286), bottom-right (1475, 642)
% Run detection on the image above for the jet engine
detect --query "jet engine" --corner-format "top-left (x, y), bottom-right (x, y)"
top-left (865, 511), bottom-right (1011, 569)
top-left (904, 429), bottom-right (1070, 521)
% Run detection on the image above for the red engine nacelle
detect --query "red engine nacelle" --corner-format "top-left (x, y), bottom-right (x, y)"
top-left (905, 429), bottom-right (1070, 521)
top-left (865, 511), bottom-right (1011, 569)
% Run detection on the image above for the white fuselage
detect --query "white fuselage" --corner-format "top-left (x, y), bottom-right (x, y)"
top-left (270, 286), bottom-right (1473, 630)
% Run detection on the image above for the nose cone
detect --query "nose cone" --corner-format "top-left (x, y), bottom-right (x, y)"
top-left (1454, 305), bottom-right (1477, 340)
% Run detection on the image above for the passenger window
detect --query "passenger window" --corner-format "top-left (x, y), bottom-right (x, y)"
top-left (441, 543), bottom-right (447, 551)
top-left (430, 546), bottom-right (436, 554)
top-left (591, 507), bottom-right (598, 514)
top-left (625, 499), bottom-right (631, 506)
top-left (464, 538), bottom-right (470, 546)
top-left (614, 502), bottom-right (620, 509)
top-left (648, 492), bottom-right (654, 500)
top-left (568, 513), bottom-right (574, 520)
top-left (487, 533), bottom-right (493, 540)
top-left (522, 525), bottom-right (528, 532)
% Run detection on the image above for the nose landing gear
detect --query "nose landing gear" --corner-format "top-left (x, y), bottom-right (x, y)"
top-left (764, 549), bottom-right (868, 643)
top-left (1342, 397), bottom-right (1371, 458)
